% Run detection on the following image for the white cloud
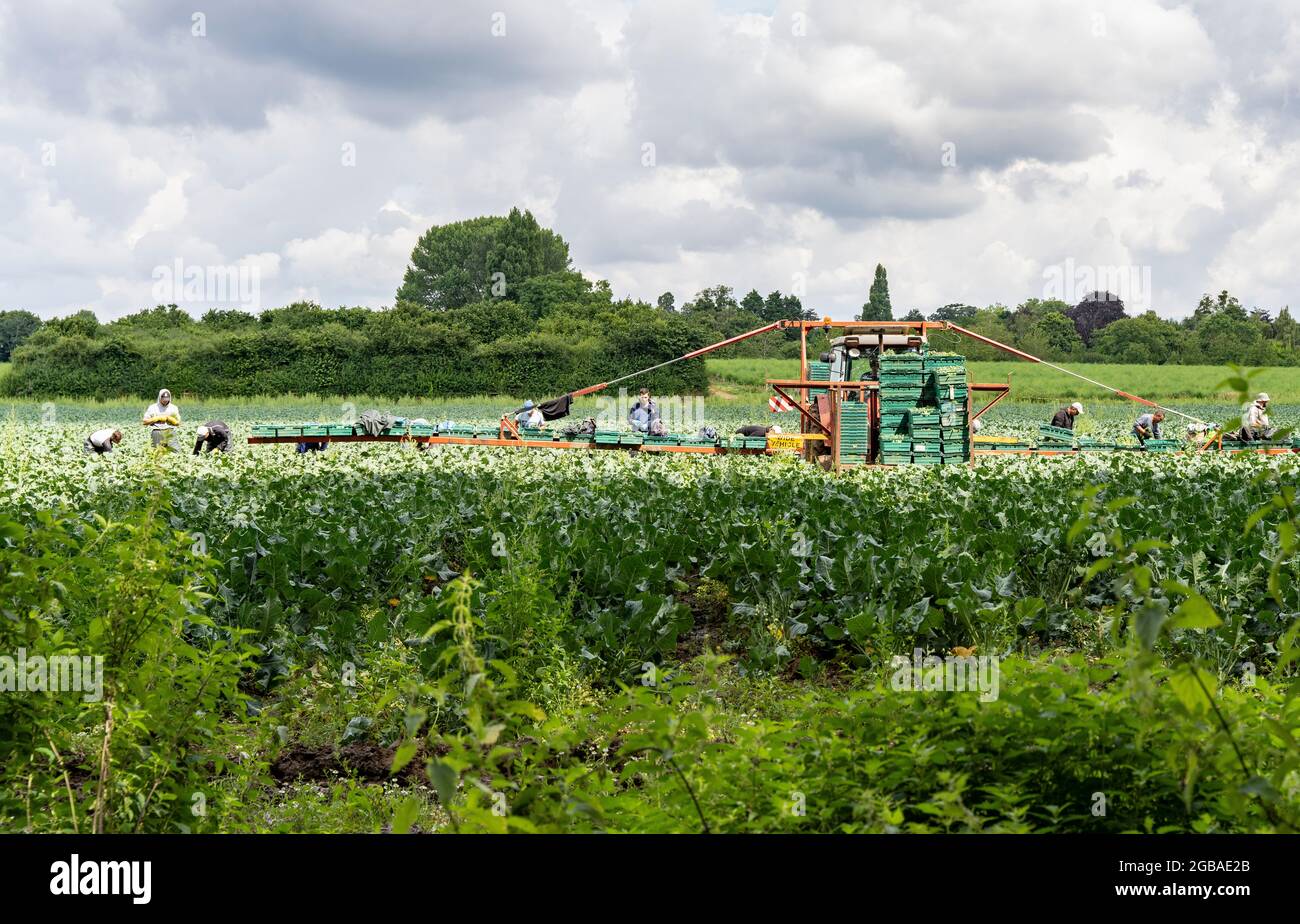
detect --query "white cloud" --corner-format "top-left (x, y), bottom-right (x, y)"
top-left (0, 0), bottom-right (1297, 321)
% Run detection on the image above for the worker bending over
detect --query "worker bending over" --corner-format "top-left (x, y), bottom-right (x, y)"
top-left (1133, 411), bottom-right (1165, 444)
top-left (142, 388), bottom-right (180, 449)
top-left (1050, 402), bottom-right (1084, 430)
top-left (193, 421), bottom-right (232, 454)
top-left (1240, 393), bottom-right (1275, 441)
top-left (736, 424), bottom-right (783, 437)
top-left (84, 428), bottom-right (122, 454)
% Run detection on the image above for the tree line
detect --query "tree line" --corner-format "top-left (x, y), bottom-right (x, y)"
top-left (3, 211), bottom-right (1297, 399)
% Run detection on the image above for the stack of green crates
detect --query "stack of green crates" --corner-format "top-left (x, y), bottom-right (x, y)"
top-left (839, 402), bottom-right (871, 465)
top-left (1143, 439), bottom-right (1180, 452)
top-left (879, 352), bottom-right (925, 437)
top-left (808, 360), bottom-right (831, 397)
top-left (929, 354), bottom-right (971, 464)
top-left (924, 354), bottom-right (967, 400)
top-left (880, 434), bottom-right (911, 464)
top-left (907, 407), bottom-right (942, 463)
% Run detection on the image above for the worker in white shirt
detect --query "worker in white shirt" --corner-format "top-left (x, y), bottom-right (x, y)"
top-left (1241, 393), bottom-right (1275, 441)
top-left (84, 428), bottom-right (122, 454)
top-left (142, 388), bottom-right (181, 449)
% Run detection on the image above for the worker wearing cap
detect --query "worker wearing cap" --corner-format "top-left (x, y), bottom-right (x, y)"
top-left (1241, 393), bottom-right (1275, 441)
top-left (1050, 402), bottom-right (1084, 430)
top-left (193, 420), bottom-right (232, 454)
top-left (84, 428), bottom-right (122, 455)
top-left (515, 400), bottom-right (535, 429)
top-left (1133, 411), bottom-right (1165, 444)
top-left (142, 388), bottom-right (180, 449)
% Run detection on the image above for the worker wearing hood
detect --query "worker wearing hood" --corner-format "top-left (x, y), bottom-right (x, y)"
top-left (1241, 393), bottom-right (1275, 441)
top-left (143, 388), bottom-right (181, 449)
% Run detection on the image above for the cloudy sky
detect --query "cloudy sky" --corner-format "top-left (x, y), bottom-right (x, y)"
top-left (1, 0), bottom-right (1297, 321)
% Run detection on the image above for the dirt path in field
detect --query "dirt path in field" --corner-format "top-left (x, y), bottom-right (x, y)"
top-left (272, 742), bottom-right (446, 783)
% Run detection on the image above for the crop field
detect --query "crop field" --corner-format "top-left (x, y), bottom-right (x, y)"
top-left (2, 394), bottom-right (1299, 835)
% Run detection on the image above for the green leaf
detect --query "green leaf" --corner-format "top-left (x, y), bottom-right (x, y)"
top-left (1168, 595), bottom-right (1222, 631)
top-left (1134, 601), bottom-right (1168, 651)
top-left (427, 760), bottom-right (458, 807)
top-left (391, 740), bottom-right (418, 773)
top-left (391, 796), bottom-right (421, 834)
top-left (1169, 663), bottom-right (1216, 715)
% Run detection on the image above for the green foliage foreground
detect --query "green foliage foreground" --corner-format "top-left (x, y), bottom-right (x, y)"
top-left (1, 400), bottom-right (1298, 832)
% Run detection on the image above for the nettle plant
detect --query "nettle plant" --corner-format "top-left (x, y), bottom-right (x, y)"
top-left (0, 485), bottom-right (259, 833)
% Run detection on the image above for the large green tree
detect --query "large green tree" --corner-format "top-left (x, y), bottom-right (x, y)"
top-left (858, 264), bottom-right (892, 321)
top-left (0, 310), bottom-right (41, 361)
top-left (396, 209), bottom-right (570, 310)
top-left (683, 285), bottom-right (738, 314)
top-left (930, 303), bottom-right (978, 323)
top-left (1090, 312), bottom-right (1180, 364)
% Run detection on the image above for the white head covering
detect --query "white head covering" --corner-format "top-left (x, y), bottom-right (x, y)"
top-left (1070, 402), bottom-right (1084, 413)
top-left (197, 425), bottom-right (210, 438)
top-left (158, 388), bottom-right (171, 404)
top-left (1256, 392), bottom-right (1270, 403)
top-left (770, 425), bottom-right (783, 435)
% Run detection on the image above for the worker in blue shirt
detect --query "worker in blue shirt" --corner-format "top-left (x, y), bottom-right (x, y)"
top-left (627, 388), bottom-right (660, 433)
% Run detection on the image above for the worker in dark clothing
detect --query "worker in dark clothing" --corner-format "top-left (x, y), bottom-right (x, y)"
top-left (1133, 411), bottom-right (1164, 444)
top-left (736, 424), bottom-right (784, 437)
top-left (193, 421), bottom-right (232, 454)
top-left (1050, 402), bottom-right (1084, 429)
top-left (296, 441), bottom-right (328, 453)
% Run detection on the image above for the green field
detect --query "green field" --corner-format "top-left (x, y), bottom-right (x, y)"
top-left (708, 357), bottom-right (1300, 402)
top-left (2, 397), bottom-right (1299, 833)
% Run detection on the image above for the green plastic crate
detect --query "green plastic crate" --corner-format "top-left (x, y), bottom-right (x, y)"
top-left (1038, 424), bottom-right (1075, 442)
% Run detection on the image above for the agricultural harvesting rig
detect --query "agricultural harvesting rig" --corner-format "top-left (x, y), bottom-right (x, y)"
top-left (247, 319), bottom-right (1299, 466)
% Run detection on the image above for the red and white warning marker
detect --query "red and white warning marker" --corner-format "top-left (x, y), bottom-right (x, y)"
top-left (769, 394), bottom-right (795, 413)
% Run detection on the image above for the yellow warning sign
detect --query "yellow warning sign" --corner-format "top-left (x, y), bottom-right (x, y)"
top-left (768, 435), bottom-right (814, 451)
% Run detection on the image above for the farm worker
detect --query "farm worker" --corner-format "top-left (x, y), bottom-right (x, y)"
top-left (526, 406), bottom-right (545, 429)
top-left (627, 388), bottom-right (660, 433)
top-left (84, 428), bottom-right (122, 454)
top-left (296, 440), bottom-right (328, 453)
top-left (515, 400), bottom-right (535, 428)
top-left (971, 418), bottom-right (984, 434)
top-left (1241, 393), bottom-right (1275, 441)
top-left (1050, 402), bottom-right (1083, 430)
top-left (1132, 411), bottom-right (1164, 444)
top-left (142, 388), bottom-right (180, 449)
top-left (736, 424), bottom-right (783, 437)
top-left (193, 421), bottom-right (232, 454)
